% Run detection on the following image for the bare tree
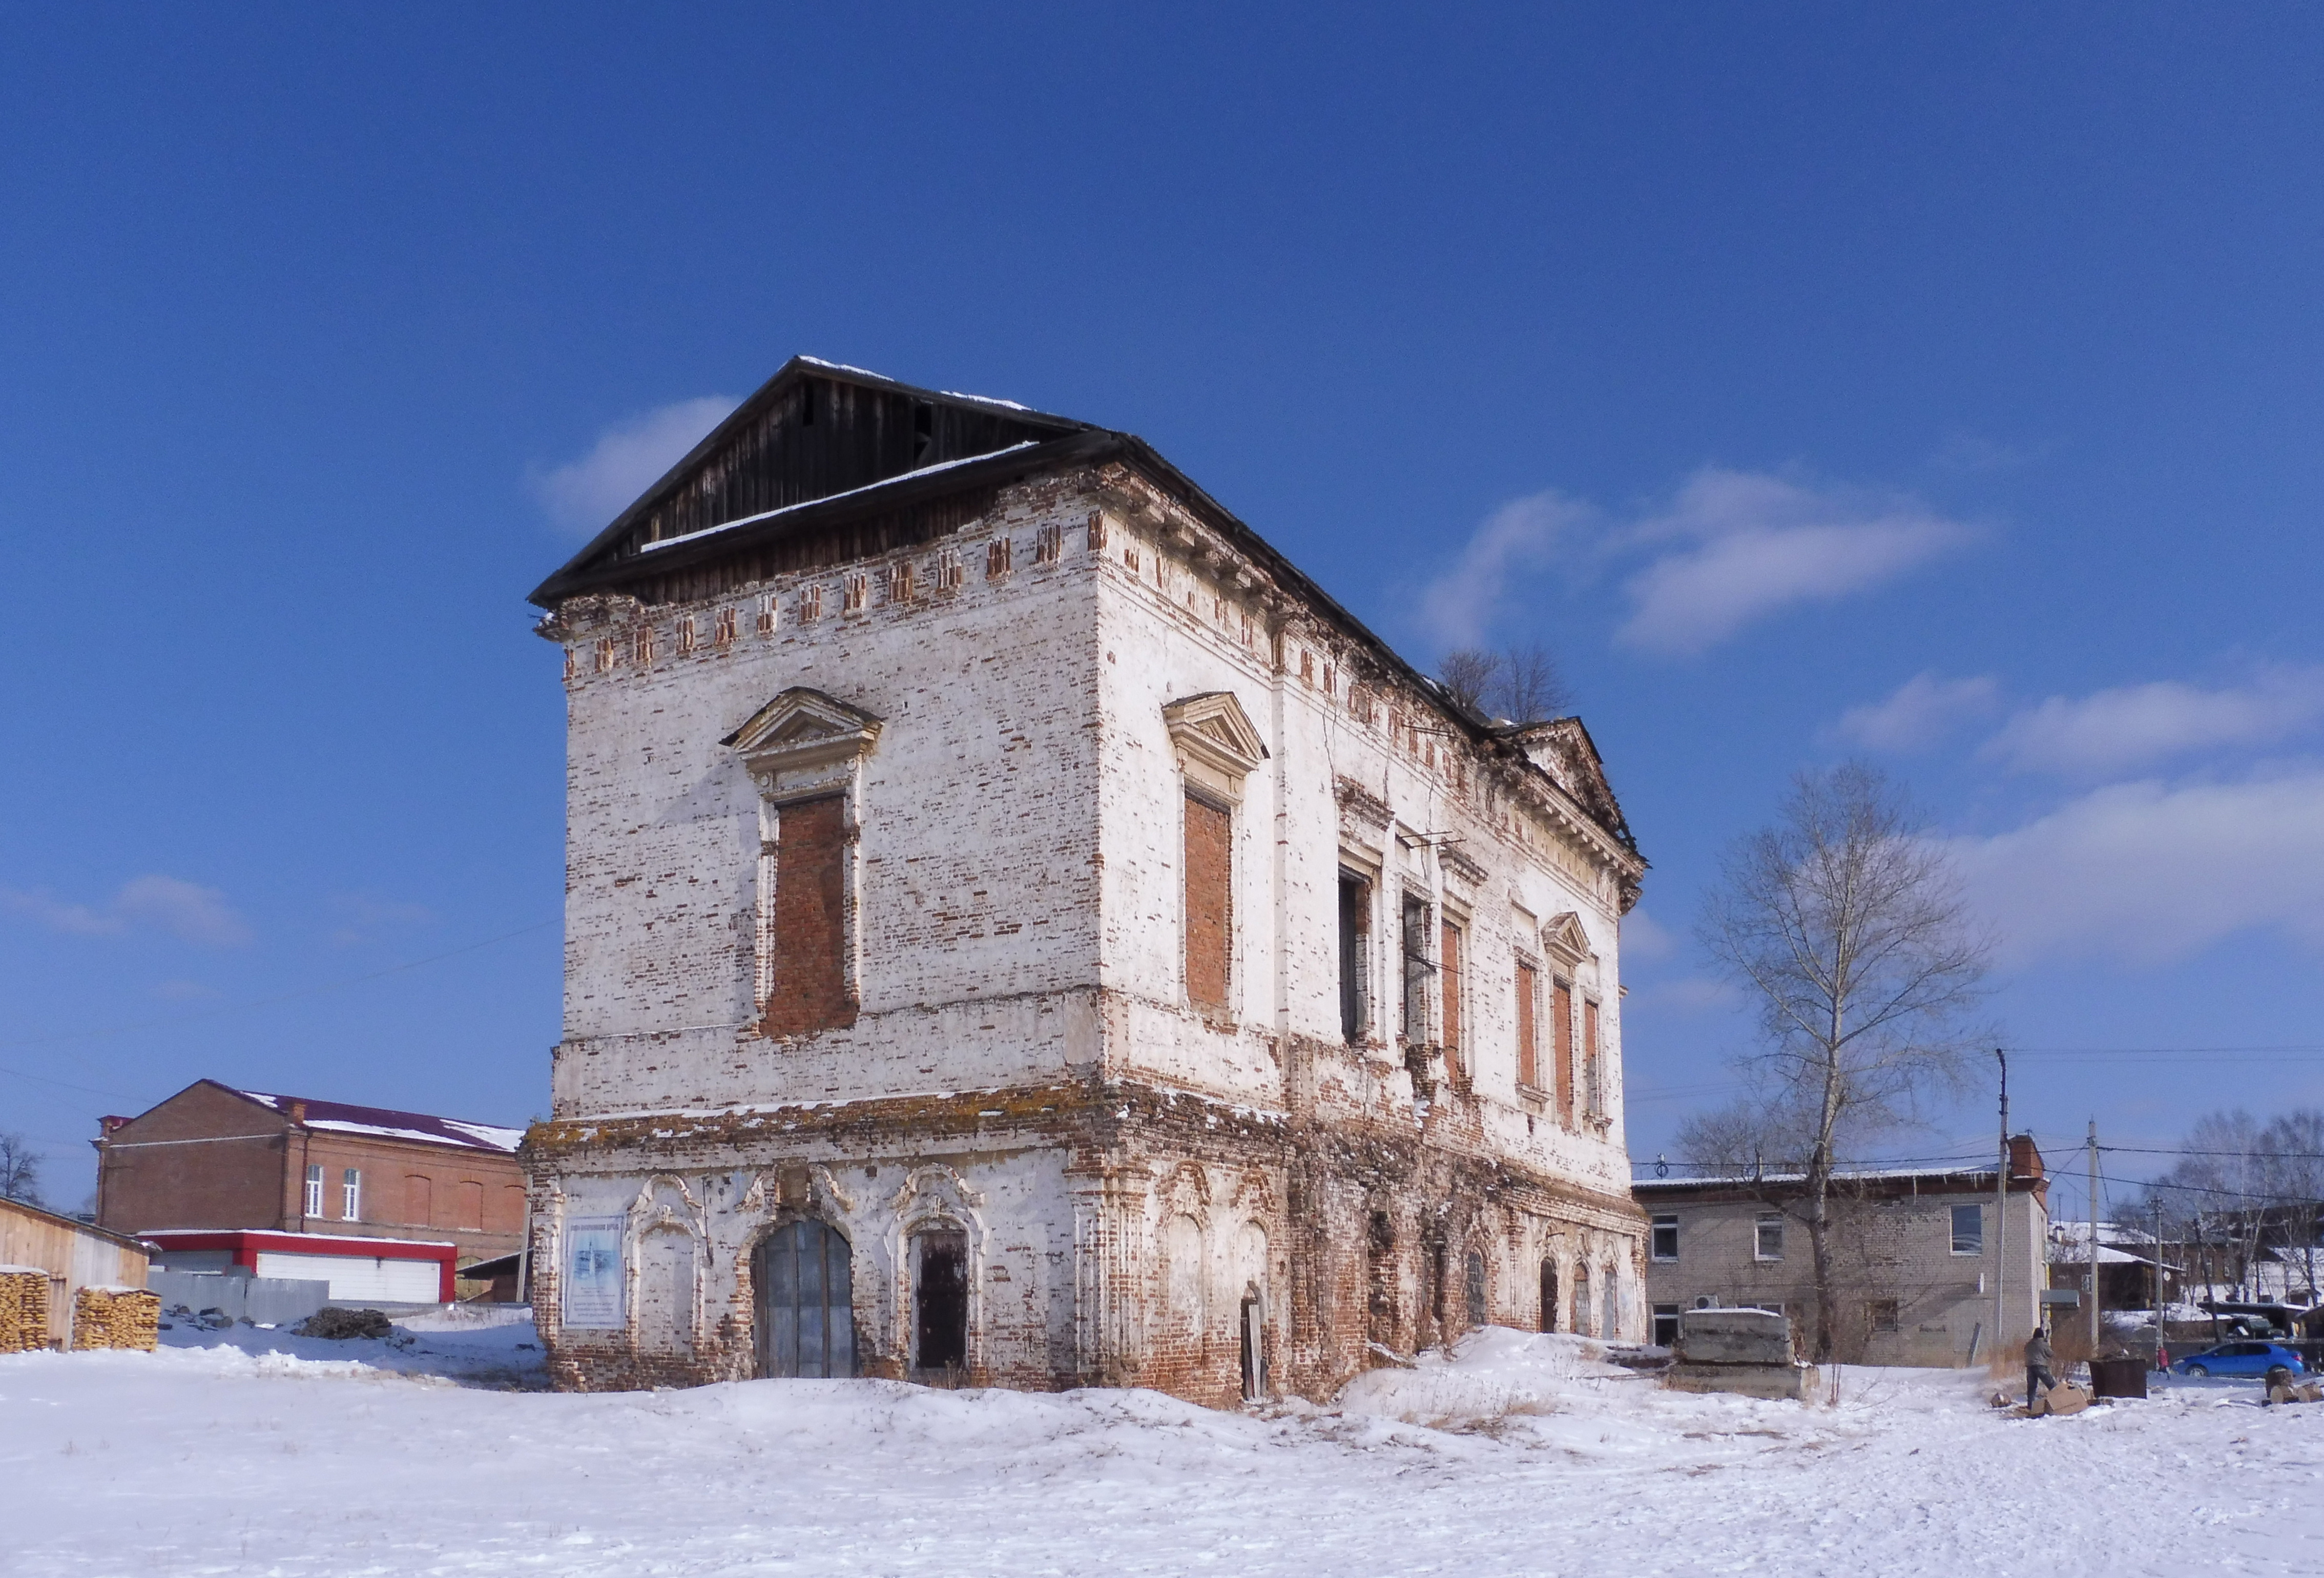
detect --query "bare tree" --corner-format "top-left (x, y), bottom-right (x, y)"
top-left (1674, 1094), bottom-right (1815, 1177)
top-left (2262, 1110), bottom-right (2324, 1304)
top-left (1438, 648), bottom-right (1501, 714)
top-left (1436, 641), bottom-right (1573, 724)
top-left (1698, 764), bottom-right (1991, 1361)
top-left (0, 1131), bottom-right (43, 1207)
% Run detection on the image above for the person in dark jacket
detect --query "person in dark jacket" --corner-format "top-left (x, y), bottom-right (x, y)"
top-left (2025, 1326), bottom-right (2058, 1409)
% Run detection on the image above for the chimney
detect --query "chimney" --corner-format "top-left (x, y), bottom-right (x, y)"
top-left (2008, 1132), bottom-right (2043, 1181)
top-left (286, 1101), bottom-right (307, 1125)
top-left (97, 1115), bottom-right (129, 1135)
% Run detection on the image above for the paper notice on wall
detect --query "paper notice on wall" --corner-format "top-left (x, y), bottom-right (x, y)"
top-left (562, 1218), bottom-right (625, 1329)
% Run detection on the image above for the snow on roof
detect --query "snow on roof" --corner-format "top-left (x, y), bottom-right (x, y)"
top-left (1635, 1162), bottom-right (2002, 1190)
top-left (635, 442), bottom-right (1041, 555)
top-left (238, 1091), bottom-right (523, 1154)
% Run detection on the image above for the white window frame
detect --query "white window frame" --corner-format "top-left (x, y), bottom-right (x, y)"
top-left (342, 1168), bottom-right (362, 1221)
top-left (304, 1164), bottom-right (324, 1218)
top-left (1951, 1202), bottom-right (1985, 1257)
top-left (1650, 1213), bottom-right (1679, 1263)
top-left (1754, 1212), bottom-right (1785, 1262)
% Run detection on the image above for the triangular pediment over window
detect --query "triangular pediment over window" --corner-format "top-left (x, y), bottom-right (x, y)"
top-left (723, 688), bottom-right (883, 788)
top-left (1503, 717), bottom-right (1636, 854)
top-left (1541, 911), bottom-right (1592, 965)
top-left (1164, 691), bottom-right (1268, 802)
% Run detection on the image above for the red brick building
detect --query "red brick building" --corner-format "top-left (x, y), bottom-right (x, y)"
top-left (94, 1081), bottom-right (527, 1297)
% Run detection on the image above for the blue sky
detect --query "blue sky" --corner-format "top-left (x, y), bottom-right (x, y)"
top-left (4, 6), bottom-right (2321, 1220)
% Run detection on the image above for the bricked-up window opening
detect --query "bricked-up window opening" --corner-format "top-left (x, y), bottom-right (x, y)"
top-left (459, 1179), bottom-right (484, 1231)
top-left (406, 1175), bottom-right (431, 1226)
top-left (1552, 978), bottom-right (1575, 1124)
top-left (1400, 896), bottom-right (1432, 1046)
top-left (1440, 919), bottom-right (1464, 1077)
top-left (1338, 870), bottom-right (1371, 1042)
top-left (1653, 1303), bottom-right (1682, 1347)
top-left (1182, 793), bottom-right (1233, 1013)
top-left (1869, 1298), bottom-right (1901, 1334)
top-left (886, 560), bottom-right (914, 603)
top-left (1539, 1261), bottom-right (1559, 1333)
top-left (1035, 523), bottom-right (1062, 563)
top-left (842, 573), bottom-right (867, 613)
top-left (935, 548), bottom-right (963, 592)
top-left (341, 1168), bottom-right (361, 1221)
top-left (1951, 1203), bottom-right (1983, 1256)
top-left (1515, 962), bottom-right (1540, 1089)
top-left (1239, 1293), bottom-right (1267, 1400)
top-left (914, 1230), bottom-right (969, 1372)
top-left (1756, 1212), bottom-right (1786, 1261)
top-left (1464, 1251), bottom-right (1487, 1329)
top-left (755, 1219), bottom-right (856, 1379)
top-left (1651, 1213), bottom-right (1679, 1262)
top-left (799, 584), bottom-right (823, 621)
top-left (1572, 1265), bottom-right (1593, 1337)
top-left (760, 796), bottom-right (856, 1036)
top-left (678, 615), bottom-right (698, 654)
top-left (1366, 1211), bottom-right (1397, 1345)
top-left (304, 1165), bottom-right (324, 1218)
top-left (717, 606), bottom-right (738, 644)
top-left (633, 626), bottom-right (654, 665)
top-left (1603, 1274), bottom-right (1619, 1341)
top-left (1583, 998), bottom-right (1604, 1120)
top-left (985, 535), bottom-right (1012, 579)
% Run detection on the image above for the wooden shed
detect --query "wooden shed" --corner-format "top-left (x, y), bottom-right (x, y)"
top-left (0, 1195), bottom-right (153, 1353)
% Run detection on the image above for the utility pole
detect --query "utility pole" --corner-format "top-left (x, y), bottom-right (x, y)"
top-left (1994, 1048), bottom-right (2009, 1359)
top-left (2088, 1118), bottom-right (2101, 1357)
top-left (2152, 1195), bottom-right (2165, 1367)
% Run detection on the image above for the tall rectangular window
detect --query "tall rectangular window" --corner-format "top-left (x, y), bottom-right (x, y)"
top-left (304, 1164), bottom-right (324, 1218)
top-left (1400, 896), bottom-right (1431, 1045)
top-left (1583, 998), bottom-right (1603, 1119)
top-left (1650, 1213), bottom-right (1679, 1262)
top-left (1515, 962), bottom-right (1539, 1090)
top-left (1755, 1212), bottom-right (1785, 1261)
top-left (1183, 793), bottom-right (1232, 1013)
top-left (761, 795), bottom-right (855, 1036)
top-left (1552, 979), bottom-right (1575, 1123)
top-left (1439, 919), bottom-right (1464, 1073)
top-left (342, 1168), bottom-right (362, 1221)
top-left (1338, 870), bottom-right (1371, 1042)
top-left (1951, 1203), bottom-right (1984, 1256)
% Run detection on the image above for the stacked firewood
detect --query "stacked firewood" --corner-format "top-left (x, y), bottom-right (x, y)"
top-left (0, 1267), bottom-right (52, 1353)
top-left (70, 1286), bottom-right (162, 1352)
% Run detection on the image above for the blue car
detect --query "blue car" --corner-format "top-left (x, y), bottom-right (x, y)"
top-left (2173, 1341), bottom-right (2307, 1378)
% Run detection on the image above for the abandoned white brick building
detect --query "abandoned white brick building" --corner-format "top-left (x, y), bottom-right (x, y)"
top-left (523, 357), bottom-right (1650, 1403)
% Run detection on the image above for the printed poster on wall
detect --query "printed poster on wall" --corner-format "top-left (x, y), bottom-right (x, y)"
top-left (562, 1217), bottom-right (625, 1328)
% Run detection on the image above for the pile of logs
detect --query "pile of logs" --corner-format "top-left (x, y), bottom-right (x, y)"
top-left (70, 1286), bottom-right (162, 1352)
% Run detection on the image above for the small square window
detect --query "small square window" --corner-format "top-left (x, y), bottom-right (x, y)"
top-left (1650, 1213), bottom-right (1679, 1263)
top-left (1869, 1298), bottom-right (1901, 1334)
top-left (1754, 1213), bottom-right (1785, 1262)
top-left (1951, 1203), bottom-right (1984, 1256)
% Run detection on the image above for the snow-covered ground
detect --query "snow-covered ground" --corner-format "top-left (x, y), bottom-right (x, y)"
top-left (4, 1320), bottom-right (2321, 1575)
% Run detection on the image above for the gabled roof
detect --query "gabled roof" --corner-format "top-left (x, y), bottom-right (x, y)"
top-left (529, 356), bottom-right (1645, 864)
top-left (531, 356), bottom-right (1090, 606)
top-left (235, 1087), bottom-right (523, 1154)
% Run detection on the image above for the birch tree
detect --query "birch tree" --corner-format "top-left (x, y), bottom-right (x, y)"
top-left (1698, 764), bottom-right (1991, 1361)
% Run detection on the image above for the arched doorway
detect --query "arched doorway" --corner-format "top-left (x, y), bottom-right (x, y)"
top-left (1539, 1260), bottom-right (1559, 1333)
top-left (754, 1219), bottom-right (855, 1378)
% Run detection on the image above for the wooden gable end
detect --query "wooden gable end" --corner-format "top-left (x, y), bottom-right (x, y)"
top-left (542, 359), bottom-right (1088, 600)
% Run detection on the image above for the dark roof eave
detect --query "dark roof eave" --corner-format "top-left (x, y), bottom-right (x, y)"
top-left (525, 420), bottom-right (1646, 863)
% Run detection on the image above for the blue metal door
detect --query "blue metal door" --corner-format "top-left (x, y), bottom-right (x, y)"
top-left (756, 1219), bottom-right (856, 1378)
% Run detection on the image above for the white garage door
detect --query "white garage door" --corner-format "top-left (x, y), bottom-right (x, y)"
top-left (254, 1252), bottom-right (441, 1303)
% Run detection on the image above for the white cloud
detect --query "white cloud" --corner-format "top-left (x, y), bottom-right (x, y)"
top-left (1947, 771), bottom-right (2324, 965)
top-left (530, 396), bottom-right (737, 536)
top-left (1615, 470), bottom-right (1975, 655)
top-left (1828, 672), bottom-right (2001, 752)
top-left (1981, 666), bottom-right (2324, 777)
top-left (1414, 467), bottom-right (1975, 658)
top-left (1621, 906), bottom-right (1678, 961)
top-left (1414, 489), bottom-right (1596, 648)
top-left (0, 874), bottom-right (251, 946)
